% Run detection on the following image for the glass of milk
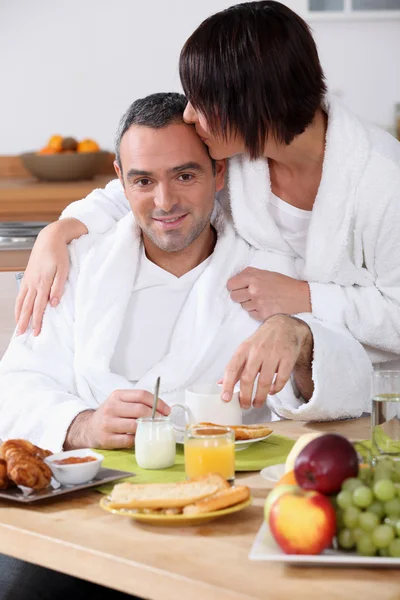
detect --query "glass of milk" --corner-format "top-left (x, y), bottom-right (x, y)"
top-left (135, 417), bottom-right (176, 469)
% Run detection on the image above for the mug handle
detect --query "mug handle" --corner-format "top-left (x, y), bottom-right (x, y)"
top-left (170, 404), bottom-right (190, 433)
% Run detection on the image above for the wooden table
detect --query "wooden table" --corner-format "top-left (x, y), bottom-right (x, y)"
top-left (0, 418), bottom-right (398, 600)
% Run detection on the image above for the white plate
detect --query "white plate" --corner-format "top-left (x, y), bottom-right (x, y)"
top-left (259, 463), bottom-right (285, 483)
top-left (234, 434), bottom-right (273, 451)
top-left (174, 432), bottom-right (272, 451)
top-left (249, 522), bottom-right (400, 567)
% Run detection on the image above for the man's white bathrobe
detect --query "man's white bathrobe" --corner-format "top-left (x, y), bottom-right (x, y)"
top-left (61, 96), bottom-right (400, 365)
top-left (0, 209), bottom-right (371, 452)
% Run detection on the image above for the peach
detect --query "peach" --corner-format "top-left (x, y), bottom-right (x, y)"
top-left (264, 484), bottom-right (299, 521)
top-left (269, 489), bottom-right (336, 555)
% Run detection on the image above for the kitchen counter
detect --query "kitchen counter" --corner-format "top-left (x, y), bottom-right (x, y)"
top-left (0, 155), bottom-right (115, 271)
top-left (0, 176), bottom-right (115, 222)
top-left (0, 249), bottom-right (32, 272)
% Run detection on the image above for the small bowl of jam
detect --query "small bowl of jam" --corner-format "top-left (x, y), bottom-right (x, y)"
top-left (45, 449), bottom-right (104, 486)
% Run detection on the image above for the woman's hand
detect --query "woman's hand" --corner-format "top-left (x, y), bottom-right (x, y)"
top-left (15, 218), bottom-right (87, 336)
top-left (227, 267), bottom-right (311, 321)
top-left (221, 314), bottom-right (313, 409)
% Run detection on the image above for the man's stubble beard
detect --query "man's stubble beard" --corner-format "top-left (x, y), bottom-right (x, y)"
top-left (143, 210), bottom-right (213, 253)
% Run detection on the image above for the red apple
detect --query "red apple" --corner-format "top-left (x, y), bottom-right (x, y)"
top-left (294, 433), bottom-right (358, 495)
top-left (269, 488), bottom-right (336, 555)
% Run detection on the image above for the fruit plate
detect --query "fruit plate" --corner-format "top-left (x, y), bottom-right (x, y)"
top-left (100, 495), bottom-right (252, 527)
top-left (249, 522), bottom-right (400, 567)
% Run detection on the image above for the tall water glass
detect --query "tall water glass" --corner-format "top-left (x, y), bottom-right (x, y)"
top-left (372, 370), bottom-right (400, 461)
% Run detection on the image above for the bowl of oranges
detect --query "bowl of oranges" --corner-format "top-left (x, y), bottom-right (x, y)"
top-left (21, 135), bottom-right (109, 182)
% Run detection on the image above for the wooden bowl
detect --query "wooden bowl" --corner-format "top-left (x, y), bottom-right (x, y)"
top-left (20, 151), bottom-right (109, 182)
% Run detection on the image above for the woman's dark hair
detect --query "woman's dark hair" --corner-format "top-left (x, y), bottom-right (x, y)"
top-left (179, 1), bottom-right (327, 158)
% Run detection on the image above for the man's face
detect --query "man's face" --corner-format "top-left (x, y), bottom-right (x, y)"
top-left (115, 122), bottom-right (225, 253)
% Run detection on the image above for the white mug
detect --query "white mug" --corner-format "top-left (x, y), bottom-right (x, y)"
top-left (183, 383), bottom-right (242, 425)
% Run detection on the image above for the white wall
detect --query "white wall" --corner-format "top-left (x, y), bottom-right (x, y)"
top-left (310, 18), bottom-right (400, 130)
top-left (1, 0), bottom-right (399, 154)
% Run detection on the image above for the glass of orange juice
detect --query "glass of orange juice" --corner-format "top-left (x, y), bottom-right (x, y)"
top-left (184, 425), bottom-right (235, 483)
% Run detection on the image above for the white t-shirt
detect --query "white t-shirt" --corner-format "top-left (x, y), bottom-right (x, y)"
top-left (110, 245), bottom-right (211, 382)
top-left (268, 194), bottom-right (312, 258)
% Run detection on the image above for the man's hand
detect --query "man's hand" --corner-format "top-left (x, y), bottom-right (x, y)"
top-left (64, 390), bottom-right (171, 450)
top-left (227, 267), bottom-right (311, 321)
top-left (221, 314), bottom-right (314, 409)
top-left (15, 218), bottom-right (87, 336)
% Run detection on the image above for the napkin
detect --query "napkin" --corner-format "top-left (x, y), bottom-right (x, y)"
top-left (95, 433), bottom-right (294, 494)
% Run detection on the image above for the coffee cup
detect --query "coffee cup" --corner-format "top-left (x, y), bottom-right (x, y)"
top-left (184, 383), bottom-right (242, 425)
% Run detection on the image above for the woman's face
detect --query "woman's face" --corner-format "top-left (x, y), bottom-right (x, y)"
top-left (183, 102), bottom-right (246, 160)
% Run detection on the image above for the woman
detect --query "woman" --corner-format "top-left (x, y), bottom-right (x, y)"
top-left (15, 1), bottom-right (400, 402)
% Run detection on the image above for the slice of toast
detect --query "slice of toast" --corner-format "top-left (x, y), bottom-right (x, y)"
top-left (183, 485), bottom-right (250, 515)
top-left (108, 473), bottom-right (229, 510)
top-left (193, 422), bottom-right (272, 441)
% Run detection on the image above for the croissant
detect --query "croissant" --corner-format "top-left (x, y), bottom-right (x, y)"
top-left (0, 439), bottom-right (53, 491)
top-left (0, 459), bottom-right (12, 490)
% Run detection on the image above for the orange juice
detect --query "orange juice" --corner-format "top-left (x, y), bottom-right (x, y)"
top-left (184, 436), bottom-right (235, 481)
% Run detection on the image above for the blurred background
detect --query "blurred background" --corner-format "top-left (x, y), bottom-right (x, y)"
top-left (1, 0), bottom-right (400, 153)
top-left (0, 0), bottom-right (399, 354)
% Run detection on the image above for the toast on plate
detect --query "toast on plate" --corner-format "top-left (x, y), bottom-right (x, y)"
top-left (109, 473), bottom-right (229, 510)
top-left (108, 473), bottom-right (250, 515)
top-left (183, 485), bottom-right (250, 515)
top-left (193, 422), bottom-right (272, 441)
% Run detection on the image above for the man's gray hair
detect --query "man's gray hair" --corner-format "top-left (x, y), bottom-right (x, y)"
top-left (115, 92), bottom-right (187, 168)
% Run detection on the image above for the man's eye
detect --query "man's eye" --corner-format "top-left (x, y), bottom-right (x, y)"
top-left (178, 173), bottom-right (193, 182)
top-left (136, 178), bottom-right (152, 187)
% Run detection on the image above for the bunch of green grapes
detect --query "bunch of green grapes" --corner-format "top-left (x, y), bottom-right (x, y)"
top-left (335, 458), bottom-right (400, 557)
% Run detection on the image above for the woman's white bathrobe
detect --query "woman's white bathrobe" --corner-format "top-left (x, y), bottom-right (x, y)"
top-left (61, 96), bottom-right (400, 364)
top-left (0, 211), bottom-right (371, 452)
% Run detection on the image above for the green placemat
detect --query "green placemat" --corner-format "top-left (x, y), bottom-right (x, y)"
top-left (95, 433), bottom-right (294, 494)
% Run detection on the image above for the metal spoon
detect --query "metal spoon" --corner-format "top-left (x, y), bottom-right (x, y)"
top-left (151, 376), bottom-right (161, 420)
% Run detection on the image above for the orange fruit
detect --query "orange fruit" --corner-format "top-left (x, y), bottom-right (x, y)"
top-left (275, 470), bottom-right (297, 487)
top-left (37, 146), bottom-right (58, 155)
top-left (48, 135), bottom-right (63, 152)
top-left (77, 138), bottom-right (100, 153)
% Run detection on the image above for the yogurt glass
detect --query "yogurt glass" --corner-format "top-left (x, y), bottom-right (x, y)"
top-left (135, 417), bottom-right (176, 469)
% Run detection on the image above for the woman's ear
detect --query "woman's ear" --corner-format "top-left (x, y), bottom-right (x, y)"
top-left (215, 159), bottom-right (226, 192)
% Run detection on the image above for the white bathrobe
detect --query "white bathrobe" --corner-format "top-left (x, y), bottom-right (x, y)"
top-left (61, 96), bottom-right (400, 365)
top-left (0, 209), bottom-right (371, 452)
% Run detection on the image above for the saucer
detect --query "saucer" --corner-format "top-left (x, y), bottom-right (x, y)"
top-left (259, 463), bottom-right (285, 484)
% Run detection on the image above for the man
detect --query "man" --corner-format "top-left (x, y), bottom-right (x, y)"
top-left (0, 93), bottom-right (371, 452)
